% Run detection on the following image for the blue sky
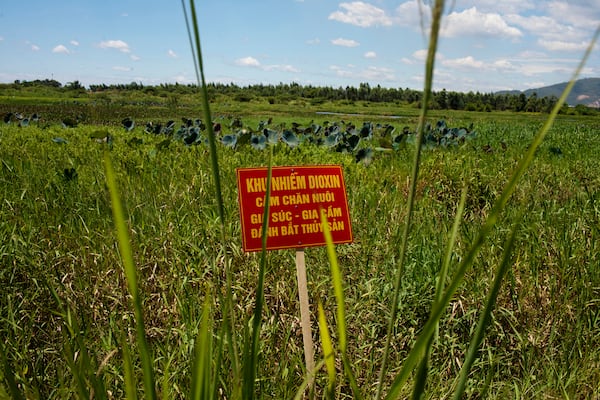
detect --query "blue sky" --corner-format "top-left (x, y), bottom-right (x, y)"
top-left (1, 1), bottom-right (599, 92)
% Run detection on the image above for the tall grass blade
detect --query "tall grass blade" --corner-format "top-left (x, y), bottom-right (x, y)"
top-left (47, 276), bottom-right (108, 400)
top-left (64, 314), bottom-right (89, 399)
top-left (120, 329), bottom-right (138, 400)
top-left (320, 209), bottom-right (362, 399)
top-left (212, 322), bottom-right (226, 400)
top-left (412, 185), bottom-right (467, 399)
top-left (376, 1), bottom-right (445, 398)
top-left (293, 360), bottom-right (326, 400)
top-left (0, 343), bottom-right (25, 400)
top-left (64, 308), bottom-right (109, 400)
top-left (320, 208), bottom-right (347, 353)
top-left (190, 293), bottom-right (214, 400)
top-left (184, 0), bottom-right (225, 223)
top-left (438, 185), bottom-right (468, 308)
top-left (104, 152), bottom-right (156, 400)
top-left (183, 0), bottom-right (241, 390)
top-left (452, 220), bottom-right (520, 400)
top-left (46, 281), bottom-right (86, 398)
top-left (384, 25), bottom-right (600, 400)
top-left (243, 150), bottom-right (273, 400)
top-left (317, 301), bottom-right (336, 399)
top-left (341, 354), bottom-right (363, 400)
top-left (159, 355), bottom-right (174, 400)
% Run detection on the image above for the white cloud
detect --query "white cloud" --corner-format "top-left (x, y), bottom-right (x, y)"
top-left (505, 14), bottom-right (582, 43)
top-left (412, 49), bottom-right (428, 61)
top-left (168, 49), bottom-right (178, 58)
top-left (52, 44), bottom-right (70, 54)
top-left (330, 64), bottom-right (396, 81)
top-left (442, 56), bottom-right (484, 69)
top-left (174, 75), bottom-right (189, 83)
top-left (112, 66), bottom-right (132, 71)
top-left (130, 55), bottom-right (141, 61)
top-left (411, 49), bottom-right (444, 62)
top-left (236, 56), bottom-right (261, 67)
top-left (505, 14), bottom-right (556, 33)
top-left (264, 64), bottom-right (301, 73)
top-left (306, 38), bottom-right (320, 45)
top-left (364, 51), bottom-right (377, 59)
top-left (235, 56), bottom-right (299, 73)
top-left (31, 44), bottom-right (40, 51)
top-left (546, 1), bottom-right (600, 29)
top-left (538, 39), bottom-right (592, 52)
top-left (442, 7), bottom-right (522, 39)
top-left (506, 10), bottom-right (597, 54)
top-left (518, 63), bottom-right (572, 76)
top-left (394, 0), bottom-right (431, 28)
top-left (523, 81), bottom-right (548, 89)
top-left (492, 59), bottom-right (516, 71)
top-left (518, 50), bottom-right (548, 59)
top-left (99, 40), bottom-right (131, 53)
top-left (455, 0), bottom-right (535, 14)
top-left (329, 1), bottom-right (393, 27)
top-left (0, 36), bottom-right (4, 41)
top-left (331, 38), bottom-right (360, 47)
top-left (70, 40), bottom-right (79, 46)
top-left (437, 53), bottom-right (583, 80)
top-left (363, 66), bottom-right (396, 81)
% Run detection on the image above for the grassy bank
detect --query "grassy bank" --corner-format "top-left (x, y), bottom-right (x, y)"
top-left (1, 112), bottom-right (599, 397)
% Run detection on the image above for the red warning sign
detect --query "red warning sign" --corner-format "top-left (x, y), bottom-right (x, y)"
top-left (236, 165), bottom-right (353, 252)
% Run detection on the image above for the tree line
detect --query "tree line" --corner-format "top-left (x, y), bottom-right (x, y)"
top-left (3, 79), bottom-right (597, 115)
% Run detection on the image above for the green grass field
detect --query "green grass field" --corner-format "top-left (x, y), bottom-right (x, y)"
top-left (1, 100), bottom-right (599, 398)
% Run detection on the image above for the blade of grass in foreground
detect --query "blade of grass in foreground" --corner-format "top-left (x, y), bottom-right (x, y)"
top-left (184, 0), bottom-right (225, 222)
top-left (243, 149), bottom-right (273, 400)
top-left (452, 220), bottom-right (520, 400)
top-left (317, 301), bottom-right (336, 399)
top-left (120, 329), bottom-right (137, 400)
top-left (46, 279), bottom-right (109, 400)
top-left (190, 293), bottom-right (214, 400)
top-left (384, 26), bottom-right (600, 400)
top-left (0, 343), bottom-right (25, 400)
top-left (104, 152), bottom-right (156, 400)
top-left (412, 185), bottom-right (467, 399)
top-left (320, 209), bottom-right (362, 400)
top-left (292, 359), bottom-right (326, 400)
top-left (320, 209), bottom-right (347, 354)
top-left (46, 284), bottom-right (87, 399)
top-left (183, 1), bottom-right (241, 391)
top-left (375, 1), bottom-right (445, 398)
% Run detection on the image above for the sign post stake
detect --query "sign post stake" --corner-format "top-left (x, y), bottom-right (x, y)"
top-left (295, 248), bottom-right (315, 386)
top-left (236, 165), bottom-right (354, 390)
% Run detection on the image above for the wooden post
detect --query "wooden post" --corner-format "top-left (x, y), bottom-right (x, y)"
top-left (295, 248), bottom-right (315, 385)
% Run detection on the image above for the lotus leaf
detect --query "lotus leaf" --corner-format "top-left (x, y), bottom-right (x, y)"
top-left (184, 130), bottom-right (199, 145)
top-left (324, 133), bottom-right (340, 147)
top-left (282, 130), bottom-right (299, 147)
top-left (237, 131), bottom-right (252, 146)
top-left (355, 148), bottom-right (374, 164)
top-left (250, 134), bottom-right (267, 150)
top-left (122, 117), bottom-right (135, 131)
top-left (264, 128), bottom-right (280, 144)
top-left (52, 137), bottom-right (68, 144)
top-left (221, 134), bottom-right (238, 148)
top-left (63, 168), bottom-right (78, 181)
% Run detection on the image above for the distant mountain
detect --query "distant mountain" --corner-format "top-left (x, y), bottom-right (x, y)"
top-left (498, 78), bottom-right (600, 107)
